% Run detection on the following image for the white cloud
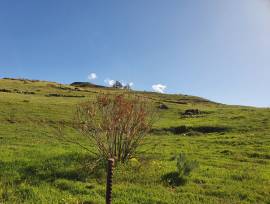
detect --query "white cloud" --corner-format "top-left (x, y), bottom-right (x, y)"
top-left (104, 79), bottom-right (115, 86)
top-left (152, 84), bottom-right (167, 93)
top-left (119, 81), bottom-right (134, 87)
top-left (88, 73), bottom-right (97, 80)
top-left (104, 79), bottom-right (134, 88)
top-left (120, 81), bottom-right (126, 87)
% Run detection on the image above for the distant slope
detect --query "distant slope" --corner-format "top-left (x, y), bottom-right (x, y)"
top-left (0, 77), bottom-right (218, 106)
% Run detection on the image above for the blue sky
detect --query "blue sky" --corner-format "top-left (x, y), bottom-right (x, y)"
top-left (0, 0), bottom-right (270, 107)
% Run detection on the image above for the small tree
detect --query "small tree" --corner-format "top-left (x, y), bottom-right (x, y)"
top-left (161, 153), bottom-right (198, 187)
top-left (176, 153), bottom-right (198, 178)
top-left (74, 94), bottom-right (155, 163)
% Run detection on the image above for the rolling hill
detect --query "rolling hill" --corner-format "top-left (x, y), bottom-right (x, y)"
top-left (0, 78), bottom-right (269, 203)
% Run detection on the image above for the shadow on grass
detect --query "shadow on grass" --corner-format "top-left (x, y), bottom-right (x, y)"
top-left (0, 153), bottom-right (104, 203)
top-left (161, 171), bottom-right (186, 187)
top-left (152, 125), bottom-right (231, 135)
top-left (0, 153), bottom-right (106, 185)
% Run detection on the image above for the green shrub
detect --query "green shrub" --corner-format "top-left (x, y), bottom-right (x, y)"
top-left (176, 153), bottom-right (198, 178)
top-left (162, 153), bottom-right (198, 187)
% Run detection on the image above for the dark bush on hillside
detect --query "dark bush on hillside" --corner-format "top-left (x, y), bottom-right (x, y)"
top-left (0, 89), bottom-right (12, 93)
top-left (71, 82), bottom-right (106, 88)
top-left (158, 103), bottom-right (169, 109)
top-left (45, 93), bottom-right (85, 98)
top-left (182, 109), bottom-right (200, 116)
top-left (0, 88), bottom-right (35, 95)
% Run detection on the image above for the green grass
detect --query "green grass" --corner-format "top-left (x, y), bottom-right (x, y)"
top-left (0, 78), bottom-right (269, 203)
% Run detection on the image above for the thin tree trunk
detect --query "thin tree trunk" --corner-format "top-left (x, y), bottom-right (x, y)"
top-left (106, 158), bottom-right (115, 204)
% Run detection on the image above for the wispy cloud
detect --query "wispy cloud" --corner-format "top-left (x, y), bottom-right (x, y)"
top-left (104, 78), bottom-right (115, 86)
top-left (120, 81), bottom-right (134, 87)
top-left (104, 79), bottom-right (134, 88)
top-left (152, 84), bottom-right (166, 93)
top-left (88, 73), bottom-right (97, 80)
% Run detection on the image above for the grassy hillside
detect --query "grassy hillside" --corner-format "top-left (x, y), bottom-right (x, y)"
top-left (0, 78), bottom-right (269, 204)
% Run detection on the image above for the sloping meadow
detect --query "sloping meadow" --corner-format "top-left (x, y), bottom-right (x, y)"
top-left (0, 78), bottom-right (269, 203)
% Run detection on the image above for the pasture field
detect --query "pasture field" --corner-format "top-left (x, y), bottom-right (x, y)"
top-left (0, 78), bottom-right (269, 203)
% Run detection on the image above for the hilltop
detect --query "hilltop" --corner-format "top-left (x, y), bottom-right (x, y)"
top-left (0, 77), bottom-right (269, 203)
top-left (70, 81), bottom-right (106, 89)
top-left (0, 77), bottom-right (216, 104)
